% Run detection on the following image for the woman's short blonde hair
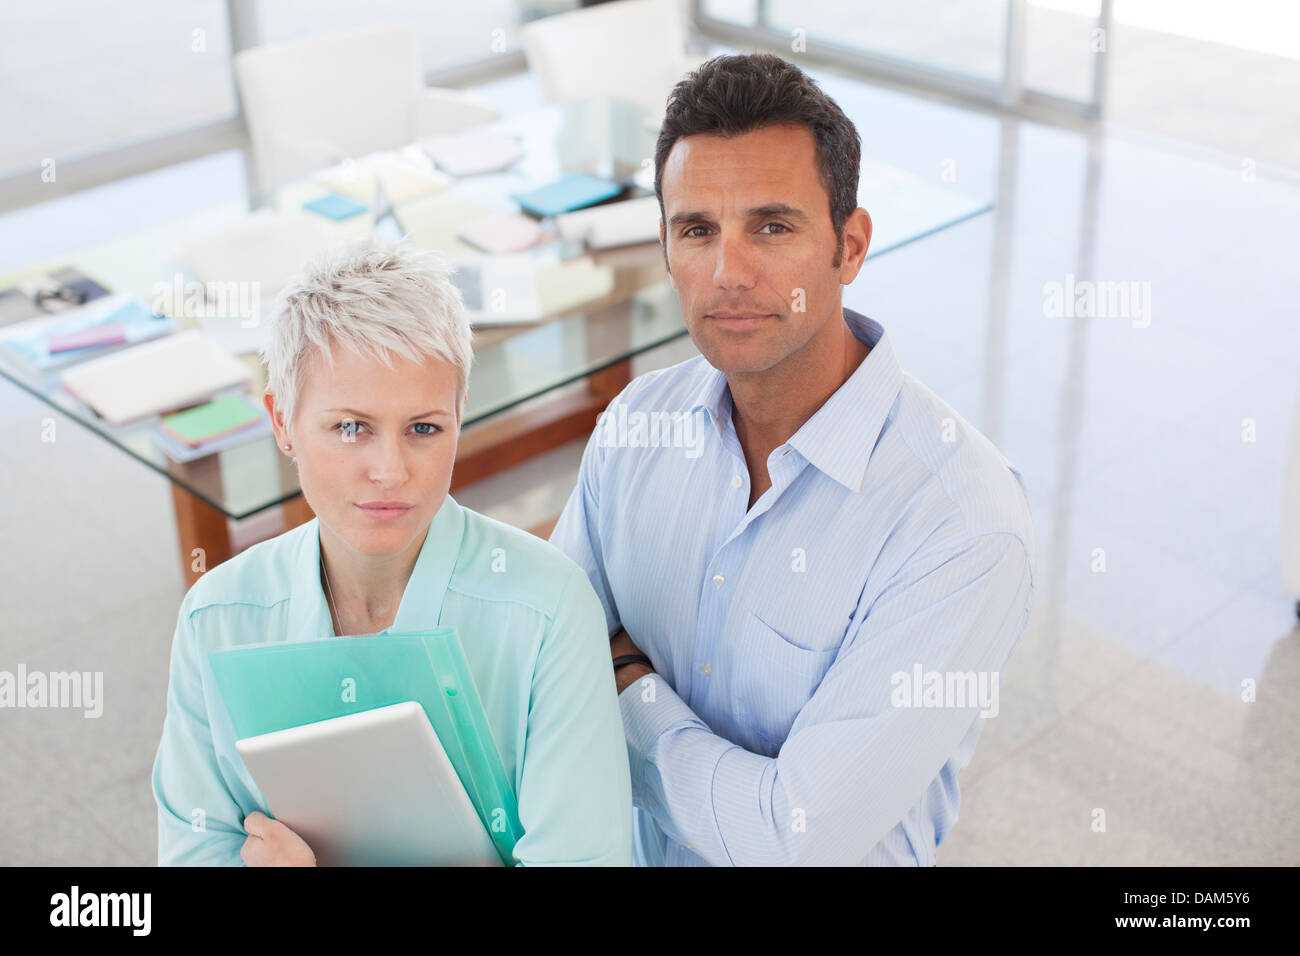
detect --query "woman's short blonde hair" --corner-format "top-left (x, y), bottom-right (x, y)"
top-left (260, 237), bottom-right (473, 436)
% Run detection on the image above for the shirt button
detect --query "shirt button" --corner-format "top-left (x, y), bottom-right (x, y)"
top-left (730, 474), bottom-right (742, 488)
top-left (700, 664), bottom-right (711, 676)
top-left (711, 574), bottom-right (725, 588)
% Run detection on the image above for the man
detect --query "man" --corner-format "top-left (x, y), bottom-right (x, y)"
top-left (550, 53), bottom-right (1035, 865)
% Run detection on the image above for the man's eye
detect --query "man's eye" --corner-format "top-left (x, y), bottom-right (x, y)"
top-left (683, 226), bottom-right (709, 238)
top-left (762, 222), bottom-right (790, 234)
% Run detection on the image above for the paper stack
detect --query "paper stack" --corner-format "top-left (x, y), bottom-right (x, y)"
top-left (60, 329), bottom-right (253, 426)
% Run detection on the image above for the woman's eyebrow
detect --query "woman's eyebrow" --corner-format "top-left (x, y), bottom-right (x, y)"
top-left (324, 408), bottom-right (450, 420)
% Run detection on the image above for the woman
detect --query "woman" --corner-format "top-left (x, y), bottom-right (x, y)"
top-left (151, 238), bottom-right (632, 865)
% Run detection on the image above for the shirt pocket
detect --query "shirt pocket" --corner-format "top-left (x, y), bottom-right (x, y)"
top-left (730, 612), bottom-right (838, 755)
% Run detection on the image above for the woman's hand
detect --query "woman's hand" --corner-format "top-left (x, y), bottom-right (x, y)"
top-left (240, 811), bottom-right (317, 866)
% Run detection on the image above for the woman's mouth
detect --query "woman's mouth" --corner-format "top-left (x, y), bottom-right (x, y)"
top-left (356, 502), bottom-right (413, 521)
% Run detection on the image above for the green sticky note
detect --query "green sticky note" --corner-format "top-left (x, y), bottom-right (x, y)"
top-left (160, 395), bottom-right (262, 446)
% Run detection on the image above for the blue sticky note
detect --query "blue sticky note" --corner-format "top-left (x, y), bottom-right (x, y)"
top-left (303, 193), bottom-right (370, 220)
top-left (511, 173), bottom-right (623, 218)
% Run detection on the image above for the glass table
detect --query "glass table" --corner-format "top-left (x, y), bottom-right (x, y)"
top-left (0, 97), bottom-right (992, 585)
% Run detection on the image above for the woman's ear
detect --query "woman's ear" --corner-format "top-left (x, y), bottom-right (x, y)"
top-left (263, 389), bottom-right (289, 450)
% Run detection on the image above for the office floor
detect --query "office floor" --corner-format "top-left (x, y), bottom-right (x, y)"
top-left (2, 58), bottom-right (1298, 866)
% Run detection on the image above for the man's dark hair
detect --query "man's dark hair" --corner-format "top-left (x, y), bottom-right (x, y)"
top-left (654, 52), bottom-right (862, 268)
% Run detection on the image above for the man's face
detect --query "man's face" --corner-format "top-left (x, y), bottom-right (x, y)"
top-left (658, 122), bottom-right (867, 376)
top-left (269, 344), bottom-right (461, 559)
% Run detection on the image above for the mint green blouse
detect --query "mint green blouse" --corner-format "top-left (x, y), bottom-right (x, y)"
top-left (151, 494), bottom-right (632, 865)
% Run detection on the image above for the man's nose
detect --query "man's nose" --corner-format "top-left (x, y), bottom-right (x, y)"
top-left (712, 229), bottom-right (759, 291)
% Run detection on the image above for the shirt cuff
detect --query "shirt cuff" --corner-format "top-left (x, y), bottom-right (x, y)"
top-left (617, 672), bottom-right (702, 808)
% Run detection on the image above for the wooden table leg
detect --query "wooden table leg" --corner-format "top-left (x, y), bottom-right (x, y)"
top-left (171, 483), bottom-right (232, 589)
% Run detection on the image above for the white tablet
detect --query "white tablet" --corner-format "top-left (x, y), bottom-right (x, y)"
top-left (235, 701), bottom-right (503, 867)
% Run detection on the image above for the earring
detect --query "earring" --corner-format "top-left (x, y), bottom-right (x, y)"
top-left (283, 444), bottom-right (291, 451)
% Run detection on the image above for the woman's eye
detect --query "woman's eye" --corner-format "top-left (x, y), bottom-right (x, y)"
top-left (334, 421), bottom-right (441, 438)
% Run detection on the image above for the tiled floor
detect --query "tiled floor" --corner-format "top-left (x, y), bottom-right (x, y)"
top-left (2, 54), bottom-right (1298, 866)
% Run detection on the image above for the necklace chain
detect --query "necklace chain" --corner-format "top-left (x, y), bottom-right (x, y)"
top-left (320, 550), bottom-right (340, 634)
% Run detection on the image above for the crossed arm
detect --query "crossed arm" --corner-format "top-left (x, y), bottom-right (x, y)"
top-left (597, 532), bottom-right (1033, 866)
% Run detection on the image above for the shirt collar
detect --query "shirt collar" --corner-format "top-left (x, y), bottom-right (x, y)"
top-left (686, 307), bottom-right (902, 494)
top-left (787, 308), bottom-right (901, 494)
top-left (289, 493), bottom-right (467, 642)
top-left (686, 361), bottom-right (732, 432)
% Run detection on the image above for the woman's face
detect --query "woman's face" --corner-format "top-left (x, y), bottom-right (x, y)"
top-left (268, 343), bottom-right (463, 559)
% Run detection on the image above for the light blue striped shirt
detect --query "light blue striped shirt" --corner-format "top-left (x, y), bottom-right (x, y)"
top-left (152, 494), bottom-right (633, 866)
top-left (550, 308), bottom-right (1036, 866)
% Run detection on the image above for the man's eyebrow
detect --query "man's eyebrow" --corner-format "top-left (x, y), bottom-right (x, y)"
top-left (747, 203), bottom-right (809, 223)
top-left (666, 210), bottom-right (713, 228)
top-left (666, 203), bottom-right (810, 228)
top-left (324, 408), bottom-right (450, 420)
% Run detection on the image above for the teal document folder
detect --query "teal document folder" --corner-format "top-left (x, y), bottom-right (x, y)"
top-left (511, 173), bottom-right (622, 217)
top-left (208, 628), bottom-right (524, 865)
top-left (302, 193), bottom-right (370, 220)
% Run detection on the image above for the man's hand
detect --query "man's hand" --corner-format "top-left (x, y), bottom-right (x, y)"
top-left (610, 628), bottom-right (653, 695)
top-left (241, 811), bottom-right (317, 867)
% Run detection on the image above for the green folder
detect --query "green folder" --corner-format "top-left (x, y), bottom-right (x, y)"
top-left (208, 628), bottom-right (523, 865)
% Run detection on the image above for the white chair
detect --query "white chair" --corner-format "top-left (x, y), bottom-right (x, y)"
top-left (234, 23), bottom-right (502, 191)
top-left (520, 0), bottom-right (704, 122)
top-left (1283, 386), bottom-right (1300, 620)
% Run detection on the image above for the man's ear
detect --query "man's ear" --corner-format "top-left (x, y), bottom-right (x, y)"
top-left (838, 207), bottom-right (873, 283)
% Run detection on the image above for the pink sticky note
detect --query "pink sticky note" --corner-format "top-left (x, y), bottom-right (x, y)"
top-left (48, 320), bottom-right (126, 354)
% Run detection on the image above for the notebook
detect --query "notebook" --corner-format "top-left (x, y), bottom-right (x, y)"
top-left (177, 209), bottom-right (338, 301)
top-left (158, 394), bottom-right (266, 447)
top-left (420, 131), bottom-right (524, 177)
top-left (457, 214), bottom-right (547, 254)
top-left (60, 329), bottom-right (252, 425)
top-left (512, 173), bottom-right (624, 218)
top-left (303, 193), bottom-right (370, 221)
top-left (555, 195), bottom-right (661, 249)
top-left (0, 295), bottom-right (175, 373)
top-left (317, 149), bottom-right (451, 203)
top-left (151, 413), bottom-right (272, 463)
